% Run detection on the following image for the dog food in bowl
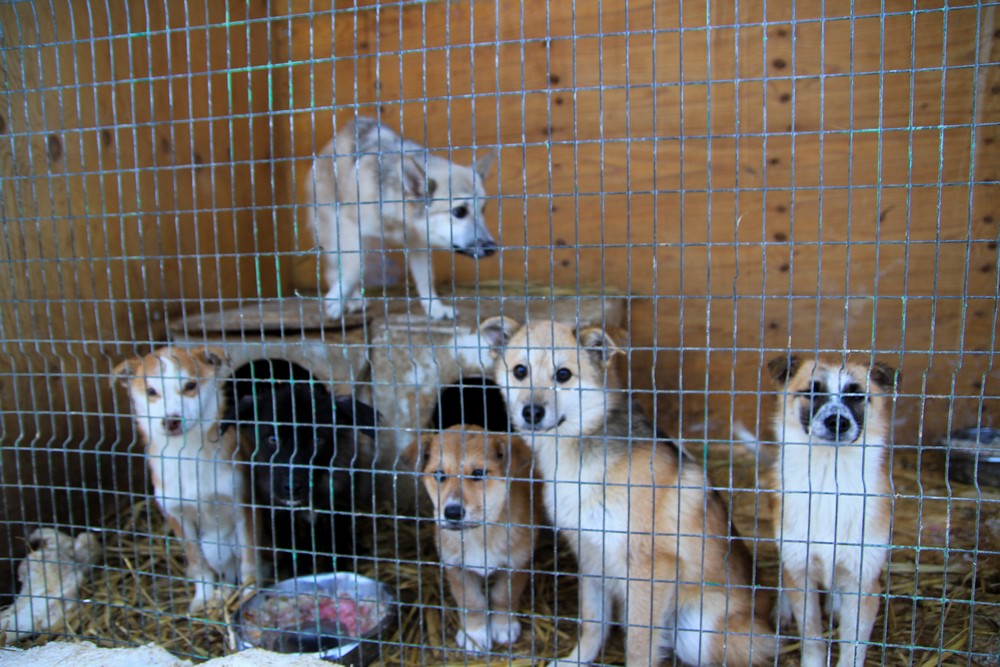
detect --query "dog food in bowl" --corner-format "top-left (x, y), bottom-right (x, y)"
top-left (234, 573), bottom-right (395, 665)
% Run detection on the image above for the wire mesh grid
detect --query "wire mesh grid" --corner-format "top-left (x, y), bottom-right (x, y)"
top-left (0, 0), bottom-right (998, 665)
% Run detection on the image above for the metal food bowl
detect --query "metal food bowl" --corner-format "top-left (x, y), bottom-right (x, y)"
top-left (233, 572), bottom-right (396, 666)
top-left (944, 427), bottom-right (1000, 489)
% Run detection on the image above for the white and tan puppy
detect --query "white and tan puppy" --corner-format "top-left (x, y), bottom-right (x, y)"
top-left (480, 318), bottom-right (775, 667)
top-left (404, 425), bottom-right (541, 652)
top-left (766, 355), bottom-right (896, 667)
top-left (113, 346), bottom-right (257, 611)
top-left (306, 117), bottom-right (497, 320)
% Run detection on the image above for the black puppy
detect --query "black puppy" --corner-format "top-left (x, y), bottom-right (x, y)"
top-left (228, 359), bottom-right (379, 576)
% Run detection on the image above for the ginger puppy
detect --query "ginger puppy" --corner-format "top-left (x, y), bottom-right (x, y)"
top-left (404, 425), bottom-right (540, 652)
top-left (114, 346), bottom-right (257, 611)
top-left (766, 355), bottom-right (896, 667)
top-left (480, 318), bottom-right (775, 667)
top-left (306, 117), bottom-right (496, 321)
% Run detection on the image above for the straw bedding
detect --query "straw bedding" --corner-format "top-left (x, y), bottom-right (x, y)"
top-left (13, 448), bottom-right (999, 666)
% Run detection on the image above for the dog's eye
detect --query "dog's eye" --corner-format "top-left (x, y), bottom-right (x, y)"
top-left (810, 381), bottom-right (824, 396)
top-left (512, 364), bottom-right (528, 380)
top-left (434, 469), bottom-right (446, 481)
top-left (182, 380), bottom-right (198, 393)
top-left (146, 386), bottom-right (158, 398)
top-left (555, 368), bottom-right (573, 383)
top-left (452, 205), bottom-right (468, 219)
top-left (266, 435), bottom-right (278, 448)
top-left (470, 468), bottom-right (486, 480)
top-left (843, 383), bottom-right (863, 399)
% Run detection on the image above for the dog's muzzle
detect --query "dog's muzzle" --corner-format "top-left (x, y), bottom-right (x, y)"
top-left (455, 240), bottom-right (498, 259)
top-left (516, 404), bottom-right (566, 433)
top-left (812, 403), bottom-right (860, 444)
top-left (162, 417), bottom-right (184, 436)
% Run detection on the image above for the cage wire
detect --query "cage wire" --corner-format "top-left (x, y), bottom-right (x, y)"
top-left (0, 1), bottom-right (998, 666)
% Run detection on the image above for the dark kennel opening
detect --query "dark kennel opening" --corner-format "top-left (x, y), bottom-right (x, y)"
top-left (429, 377), bottom-right (511, 434)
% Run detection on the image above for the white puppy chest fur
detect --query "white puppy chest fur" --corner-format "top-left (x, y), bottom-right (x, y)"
top-left (306, 116), bottom-right (496, 321)
top-left (767, 355), bottom-right (897, 667)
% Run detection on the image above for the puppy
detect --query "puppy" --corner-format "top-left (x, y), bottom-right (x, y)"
top-left (229, 360), bottom-right (379, 575)
top-left (403, 425), bottom-right (540, 653)
top-left (766, 355), bottom-right (896, 667)
top-left (113, 346), bottom-right (257, 611)
top-left (480, 317), bottom-right (775, 667)
top-left (306, 116), bottom-right (497, 320)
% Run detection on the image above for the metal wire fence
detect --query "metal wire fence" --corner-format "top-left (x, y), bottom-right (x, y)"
top-left (0, 1), bottom-right (997, 665)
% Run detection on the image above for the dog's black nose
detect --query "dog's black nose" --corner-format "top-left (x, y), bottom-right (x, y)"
top-left (287, 476), bottom-right (306, 496)
top-left (479, 241), bottom-right (497, 257)
top-left (522, 404), bottom-right (546, 425)
top-left (825, 414), bottom-right (853, 436)
top-left (162, 418), bottom-right (182, 434)
top-left (443, 504), bottom-right (465, 521)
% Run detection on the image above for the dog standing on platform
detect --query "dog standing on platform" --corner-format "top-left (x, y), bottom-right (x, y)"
top-left (114, 346), bottom-right (257, 611)
top-left (766, 355), bottom-right (896, 667)
top-left (306, 116), bottom-right (497, 321)
top-left (404, 425), bottom-right (541, 653)
top-left (480, 317), bottom-right (775, 667)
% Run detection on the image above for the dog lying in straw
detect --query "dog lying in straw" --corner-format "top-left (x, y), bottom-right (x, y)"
top-left (306, 116), bottom-right (497, 320)
top-left (0, 528), bottom-right (101, 644)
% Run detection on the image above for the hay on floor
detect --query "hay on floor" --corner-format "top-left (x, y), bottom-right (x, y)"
top-left (11, 449), bottom-right (999, 665)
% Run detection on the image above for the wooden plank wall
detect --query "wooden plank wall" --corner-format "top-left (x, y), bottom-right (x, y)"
top-left (0, 0), bottom-right (276, 585)
top-left (0, 0), bottom-right (997, 582)
top-left (279, 0), bottom-right (999, 446)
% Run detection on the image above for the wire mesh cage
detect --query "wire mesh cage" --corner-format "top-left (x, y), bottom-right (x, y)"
top-left (0, 1), bottom-right (998, 665)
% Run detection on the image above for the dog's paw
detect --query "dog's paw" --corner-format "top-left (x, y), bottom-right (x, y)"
top-left (426, 300), bottom-right (457, 320)
top-left (322, 297), bottom-right (346, 320)
top-left (455, 625), bottom-right (492, 653)
top-left (343, 296), bottom-right (367, 314)
top-left (188, 590), bottom-right (223, 614)
top-left (490, 614), bottom-right (521, 645)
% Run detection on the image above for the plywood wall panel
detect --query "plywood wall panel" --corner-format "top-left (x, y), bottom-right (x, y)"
top-left (0, 0), bottom-right (276, 588)
top-left (297, 0), bottom-right (997, 448)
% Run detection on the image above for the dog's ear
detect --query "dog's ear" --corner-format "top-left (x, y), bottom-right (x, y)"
top-left (507, 435), bottom-right (534, 476)
top-left (474, 150), bottom-right (496, 180)
top-left (401, 156), bottom-right (430, 199)
top-left (486, 433), bottom-right (506, 463)
top-left (400, 434), bottom-right (434, 472)
top-left (236, 392), bottom-right (261, 420)
top-left (869, 361), bottom-right (900, 392)
top-left (111, 358), bottom-right (141, 389)
top-left (194, 346), bottom-right (229, 374)
top-left (576, 327), bottom-right (622, 367)
top-left (479, 316), bottom-right (519, 349)
top-left (334, 396), bottom-right (379, 441)
top-left (767, 354), bottom-right (800, 385)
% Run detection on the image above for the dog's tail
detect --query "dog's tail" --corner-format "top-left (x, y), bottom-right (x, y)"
top-left (721, 610), bottom-right (780, 667)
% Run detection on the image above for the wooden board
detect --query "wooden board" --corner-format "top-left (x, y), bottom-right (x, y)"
top-left (279, 0), bottom-right (999, 446)
top-left (0, 0), bottom-right (276, 586)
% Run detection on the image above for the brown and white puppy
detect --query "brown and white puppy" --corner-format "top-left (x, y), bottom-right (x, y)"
top-left (306, 116), bottom-right (497, 321)
top-left (766, 355), bottom-right (896, 667)
top-left (480, 318), bottom-right (775, 667)
top-left (113, 346), bottom-right (257, 611)
top-left (404, 425), bottom-right (540, 653)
